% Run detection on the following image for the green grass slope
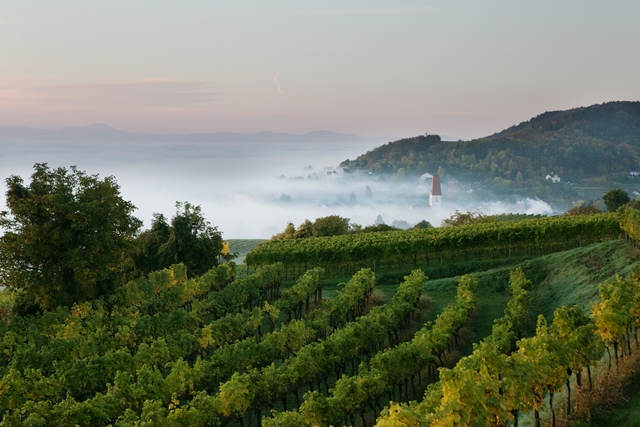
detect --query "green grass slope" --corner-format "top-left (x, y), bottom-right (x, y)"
top-left (227, 239), bottom-right (267, 264)
top-left (423, 240), bottom-right (639, 350)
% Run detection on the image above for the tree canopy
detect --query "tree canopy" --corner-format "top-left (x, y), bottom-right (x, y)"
top-left (133, 202), bottom-right (228, 278)
top-left (602, 188), bottom-right (630, 212)
top-left (270, 215), bottom-right (408, 241)
top-left (313, 215), bottom-right (351, 237)
top-left (272, 215), bottom-right (354, 240)
top-left (442, 210), bottom-right (495, 227)
top-left (413, 220), bottom-right (434, 230)
top-left (0, 163), bottom-right (142, 312)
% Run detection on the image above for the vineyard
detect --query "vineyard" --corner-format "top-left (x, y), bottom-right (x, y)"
top-left (0, 212), bottom-right (639, 426)
top-left (245, 214), bottom-right (622, 279)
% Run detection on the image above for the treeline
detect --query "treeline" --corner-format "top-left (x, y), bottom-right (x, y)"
top-left (271, 215), bottom-right (432, 241)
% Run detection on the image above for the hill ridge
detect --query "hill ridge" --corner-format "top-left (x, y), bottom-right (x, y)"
top-left (340, 101), bottom-right (640, 206)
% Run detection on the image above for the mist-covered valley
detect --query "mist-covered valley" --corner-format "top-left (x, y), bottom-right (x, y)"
top-left (0, 129), bottom-right (555, 239)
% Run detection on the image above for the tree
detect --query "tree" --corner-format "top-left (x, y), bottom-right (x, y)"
top-left (272, 222), bottom-right (296, 240)
top-left (442, 210), bottom-right (494, 227)
top-left (361, 224), bottom-right (397, 233)
top-left (364, 186), bottom-right (373, 198)
top-left (294, 220), bottom-right (316, 239)
top-left (348, 192), bottom-right (357, 205)
top-left (132, 213), bottom-right (171, 277)
top-left (413, 220), bottom-right (433, 230)
top-left (602, 188), bottom-right (630, 212)
top-left (0, 163), bottom-right (142, 312)
top-left (313, 215), bottom-right (351, 237)
top-left (134, 202), bottom-right (226, 277)
top-left (565, 203), bottom-right (601, 216)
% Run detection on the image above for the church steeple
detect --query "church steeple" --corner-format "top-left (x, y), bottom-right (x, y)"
top-left (429, 175), bottom-right (442, 207)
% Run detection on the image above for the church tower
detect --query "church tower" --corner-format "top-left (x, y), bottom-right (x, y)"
top-left (429, 175), bottom-right (442, 207)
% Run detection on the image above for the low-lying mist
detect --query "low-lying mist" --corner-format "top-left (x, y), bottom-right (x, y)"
top-left (0, 138), bottom-right (554, 239)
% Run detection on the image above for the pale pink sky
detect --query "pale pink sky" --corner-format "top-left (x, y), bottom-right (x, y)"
top-left (1, 1), bottom-right (639, 139)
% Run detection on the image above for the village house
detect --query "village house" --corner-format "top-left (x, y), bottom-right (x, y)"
top-left (545, 172), bottom-right (561, 183)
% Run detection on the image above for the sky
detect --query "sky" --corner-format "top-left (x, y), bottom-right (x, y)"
top-left (1, 1), bottom-right (639, 140)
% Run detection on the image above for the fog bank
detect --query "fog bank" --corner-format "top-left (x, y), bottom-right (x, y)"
top-left (0, 136), bottom-right (553, 239)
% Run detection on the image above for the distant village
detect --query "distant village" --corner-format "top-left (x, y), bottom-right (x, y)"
top-left (278, 164), bottom-right (640, 216)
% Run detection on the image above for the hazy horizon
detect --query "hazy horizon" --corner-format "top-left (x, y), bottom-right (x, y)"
top-left (0, 136), bottom-right (555, 239)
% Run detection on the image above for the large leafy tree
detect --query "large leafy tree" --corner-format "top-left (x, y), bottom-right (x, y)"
top-left (602, 188), bottom-right (630, 212)
top-left (0, 163), bottom-right (142, 312)
top-left (134, 202), bottom-right (226, 277)
top-left (312, 215), bottom-right (351, 237)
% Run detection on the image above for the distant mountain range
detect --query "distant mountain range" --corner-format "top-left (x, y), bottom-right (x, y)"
top-left (0, 123), bottom-right (388, 144)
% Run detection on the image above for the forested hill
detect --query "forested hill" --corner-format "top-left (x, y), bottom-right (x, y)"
top-left (487, 101), bottom-right (640, 142)
top-left (340, 101), bottom-right (640, 184)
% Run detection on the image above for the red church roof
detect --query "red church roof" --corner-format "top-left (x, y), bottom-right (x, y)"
top-left (430, 175), bottom-right (442, 196)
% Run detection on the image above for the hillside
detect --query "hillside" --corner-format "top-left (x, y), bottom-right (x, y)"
top-left (340, 101), bottom-right (640, 205)
top-left (426, 239), bottom-right (638, 322)
top-left (1, 214), bottom-right (639, 426)
top-left (488, 101), bottom-right (640, 142)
